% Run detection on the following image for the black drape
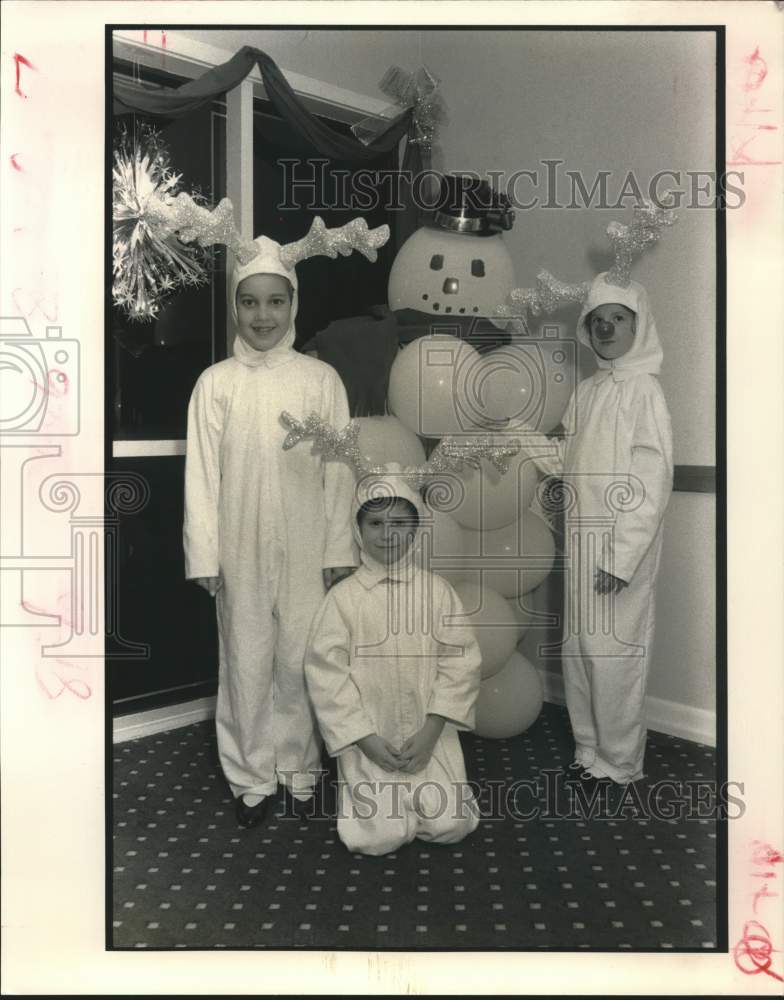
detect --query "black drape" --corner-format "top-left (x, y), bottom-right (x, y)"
top-left (114, 45), bottom-right (425, 250)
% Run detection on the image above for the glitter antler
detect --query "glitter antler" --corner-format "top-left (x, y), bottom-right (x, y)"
top-left (280, 411), bottom-right (520, 489)
top-left (605, 199), bottom-right (677, 287)
top-left (501, 195), bottom-right (678, 317)
top-left (279, 217), bottom-right (390, 268)
top-left (145, 193), bottom-right (261, 265)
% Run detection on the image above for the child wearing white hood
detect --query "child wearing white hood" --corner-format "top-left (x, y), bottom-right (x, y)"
top-left (183, 236), bottom-right (356, 827)
top-left (305, 469), bottom-right (482, 856)
top-left (530, 273), bottom-right (673, 785)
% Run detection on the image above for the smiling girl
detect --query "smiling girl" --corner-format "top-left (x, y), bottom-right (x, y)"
top-left (183, 234), bottom-right (357, 828)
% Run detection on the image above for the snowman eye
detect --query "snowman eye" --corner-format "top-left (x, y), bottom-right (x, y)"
top-left (471, 259), bottom-right (485, 277)
top-left (429, 255), bottom-right (444, 270)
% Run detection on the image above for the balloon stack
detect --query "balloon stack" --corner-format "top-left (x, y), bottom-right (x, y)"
top-left (382, 175), bottom-right (573, 739)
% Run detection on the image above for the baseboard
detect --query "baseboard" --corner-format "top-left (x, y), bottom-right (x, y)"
top-left (537, 668), bottom-right (716, 748)
top-left (113, 696), bottom-right (216, 744)
top-left (112, 677), bottom-right (717, 749)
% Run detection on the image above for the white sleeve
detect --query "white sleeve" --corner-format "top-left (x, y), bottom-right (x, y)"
top-left (320, 368), bottom-right (358, 569)
top-left (602, 381), bottom-right (674, 583)
top-left (517, 392), bottom-right (573, 479)
top-left (305, 592), bottom-right (376, 756)
top-left (428, 582), bottom-right (482, 731)
top-left (183, 373), bottom-right (222, 579)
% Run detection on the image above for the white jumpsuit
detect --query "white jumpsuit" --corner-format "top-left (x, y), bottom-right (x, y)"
top-left (305, 476), bottom-right (482, 856)
top-left (184, 241), bottom-right (356, 801)
top-left (528, 274), bottom-right (673, 783)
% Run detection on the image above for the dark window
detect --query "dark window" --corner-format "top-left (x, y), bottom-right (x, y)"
top-left (111, 59), bottom-right (227, 441)
top-left (252, 100), bottom-right (396, 351)
top-left (471, 259), bottom-right (485, 277)
top-left (429, 254), bottom-right (444, 271)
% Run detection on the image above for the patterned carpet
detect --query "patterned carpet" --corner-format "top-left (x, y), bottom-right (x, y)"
top-left (112, 703), bottom-right (719, 950)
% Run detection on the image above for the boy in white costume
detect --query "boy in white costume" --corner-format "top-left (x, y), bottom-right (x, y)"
top-left (529, 273), bottom-right (673, 785)
top-left (304, 470), bottom-right (482, 856)
top-left (183, 224), bottom-right (386, 827)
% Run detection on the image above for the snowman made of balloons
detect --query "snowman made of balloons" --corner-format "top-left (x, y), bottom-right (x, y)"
top-left (359, 174), bottom-right (577, 739)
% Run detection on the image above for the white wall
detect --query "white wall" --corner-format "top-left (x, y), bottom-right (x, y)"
top-left (175, 28), bottom-right (425, 103)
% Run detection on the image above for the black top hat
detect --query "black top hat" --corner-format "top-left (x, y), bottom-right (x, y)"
top-left (433, 174), bottom-right (515, 236)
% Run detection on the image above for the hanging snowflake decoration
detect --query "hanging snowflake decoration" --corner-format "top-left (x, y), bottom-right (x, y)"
top-left (112, 125), bottom-right (215, 322)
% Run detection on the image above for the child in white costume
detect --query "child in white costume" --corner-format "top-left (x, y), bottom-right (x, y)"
top-left (183, 234), bottom-right (358, 824)
top-left (530, 273), bottom-right (673, 785)
top-left (305, 470), bottom-right (482, 856)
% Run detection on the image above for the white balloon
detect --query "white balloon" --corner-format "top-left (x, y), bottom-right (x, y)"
top-left (354, 415), bottom-right (426, 468)
top-left (450, 444), bottom-right (540, 531)
top-left (389, 334), bottom-right (480, 439)
top-left (474, 650), bottom-right (544, 739)
top-left (451, 581), bottom-right (518, 680)
top-left (421, 508), bottom-right (465, 588)
top-left (506, 598), bottom-right (536, 640)
top-left (458, 341), bottom-right (576, 434)
top-left (461, 510), bottom-right (556, 599)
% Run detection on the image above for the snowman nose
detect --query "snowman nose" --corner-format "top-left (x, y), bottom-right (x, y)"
top-left (443, 277), bottom-right (459, 295)
top-left (596, 319), bottom-right (614, 338)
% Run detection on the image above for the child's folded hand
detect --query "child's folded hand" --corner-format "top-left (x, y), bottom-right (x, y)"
top-left (398, 716), bottom-right (446, 774)
top-left (356, 733), bottom-right (402, 772)
top-left (594, 568), bottom-right (628, 595)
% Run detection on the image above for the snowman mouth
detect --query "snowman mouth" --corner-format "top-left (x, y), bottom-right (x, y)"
top-left (422, 294), bottom-right (479, 315)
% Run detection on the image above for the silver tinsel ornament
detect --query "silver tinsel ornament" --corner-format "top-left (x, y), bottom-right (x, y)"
top-left (280, 411), bottom-right (520, 492)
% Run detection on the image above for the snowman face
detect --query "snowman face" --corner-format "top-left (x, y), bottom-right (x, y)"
top-left (388, 227), bottom-right (515, 319)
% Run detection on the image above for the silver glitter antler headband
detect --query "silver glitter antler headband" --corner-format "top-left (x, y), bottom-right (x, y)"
top-left (604, 199), bottom-right (677, 287)
top-left (280, 411), bottom-right (520, 490)
top-left (279, 217), bottom-right (390, 268)
top-left (144, 193), bottom-right (261, 265)
top-left (502, 196), bottom-right (678, 318)
top-left (147, 196), bottom-right (389, 268)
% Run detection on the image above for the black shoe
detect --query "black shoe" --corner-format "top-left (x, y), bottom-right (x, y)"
top-left (235, 794), bottom-right (269, 829)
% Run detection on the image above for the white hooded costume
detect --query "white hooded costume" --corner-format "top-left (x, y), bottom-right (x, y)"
top-left (305, 470), bottom-right (482, 855)
top-left (529, 274), bottom-right (673, 783)
top-left (183, 236), bottom-right (357, 800)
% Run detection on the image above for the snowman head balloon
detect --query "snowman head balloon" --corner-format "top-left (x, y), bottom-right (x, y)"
top-left (388, 174), bottom-right (517, 321)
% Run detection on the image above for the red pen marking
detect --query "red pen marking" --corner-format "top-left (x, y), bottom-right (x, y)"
top-left (734, 920), bottom-right (784, 983)
top-left (21, 597), bottom-right (69, 627)
top-left (143, 29), bottom-right (166, 47)
top-left (13, 53), bottom-right (36, 99)
top-left (752, 842), bottom-right (784, 867)
top-left (743, 47), bottom-right (768, 91)
top-left (752, 883), bottom-right (778, 915)
top-left (36, 663), bottom-right (91, 701)
top-left (47, 369), bottom-right (70, 397)
top-left (10, 153), bottom-right (23, 172)
top-left (11, 287), bottom-right (59, 322)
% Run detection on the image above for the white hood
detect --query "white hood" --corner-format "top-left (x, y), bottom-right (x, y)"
top-left (352, 464), bottom-right (427, 580)
top-left (576, 272), bottom-right (663, 377)
top-left (230, 235), bottom-right (298, 368)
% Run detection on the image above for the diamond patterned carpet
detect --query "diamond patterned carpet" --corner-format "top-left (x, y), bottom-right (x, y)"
top-left (112, 703), bottom-right (718, 950)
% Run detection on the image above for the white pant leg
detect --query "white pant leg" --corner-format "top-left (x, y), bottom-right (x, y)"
top-left (563, 536), bottom-right (661, 783)
top-left (336, 749), bottom-right (416, 856)
top-left (414, 745), bottom-right (480, 846)
top-left (274, 556), bottom-right (326, 795)
top-left (215, 566), bottom-right (278, 799)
